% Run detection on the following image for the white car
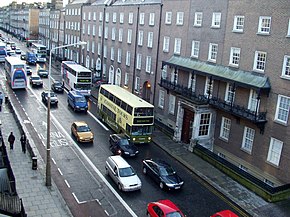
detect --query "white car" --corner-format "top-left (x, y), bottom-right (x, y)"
top-left (37, 68), bottom-right (49, 78)
top-left (15, 48), bottom-right (21, 54)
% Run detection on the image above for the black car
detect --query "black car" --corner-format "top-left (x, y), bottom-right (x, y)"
top-left (41, 91), bottom-right (58, 106)
top-left (51, 80), bottom-right (64, 93)
top-left (142, 159), bottom-right (184, 190)
top-left (20, 53), bottom-right (26, 60)
top-left (109, 134), bottom-right (139, 157)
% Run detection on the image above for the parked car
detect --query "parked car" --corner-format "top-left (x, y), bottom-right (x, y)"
top-left (26, 66), bottom-right (32, 75)
top-left (41, 91), bottom-right (58, 106)
top-left (51, 80), bottom-right (64, 93)
top-left (29, 75), bottom-right (43, 87)
top-left (15, 48), bottom-right (21, 54)
top-left (147, 199), bottom-right (185, 217)
top-left (105, 155), bottom-right (142, 192)
top-left (37, 68), bottom-right (49, 77)
top-left (71, 121), bottom-right (94, 143)
top-left (20, 53), bottom-right (26, 60)
top-left (142, 159), bottom-right (184, 190)
top-left (109, 134), bottom-right (139, 157)
top-left (211, 210), bottom-right (239, 217)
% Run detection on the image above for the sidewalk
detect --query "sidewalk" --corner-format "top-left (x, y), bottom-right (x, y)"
top-left (0, 88), bottom-right (72, 217)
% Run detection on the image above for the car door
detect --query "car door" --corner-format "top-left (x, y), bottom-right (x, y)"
top-left (71, 123), bottom-right (77, 137)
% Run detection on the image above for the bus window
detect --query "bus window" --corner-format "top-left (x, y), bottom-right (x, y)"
top-left (131, 126), bottom-right (153, 136)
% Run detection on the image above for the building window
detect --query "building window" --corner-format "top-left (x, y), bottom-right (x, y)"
top-left (145, 56), bottom-right (151, 73)
top-left (124, 73), bottom-right (129, 86)
top-left (220, 117), bottom-right (231, 141)
top-left (253, 51), bottom-right (267, 72)
top-left (136, 53), bottom-right (142, 70)
top-left (229, 47), bottom-right (240, 67)
top-left (233, 16), bottom-right (244, 32)
top-left (264, 179), bottom-right (275, 187)
top-left (97, 42), bottom-right (101, 55)
top-left (191, 40), bottom-right (200, 58)
top-left (112, 27), bottom-right (116, 41)
top-left (135, 77), bottom-right (140, 92)
top-left (198, 113), bottom-right (211, 136)
top-left (126, 51), bottom-right (131, 66)
top-left (225, 83), bottom-right (235, 104)
top-left (98, 26), bottom-right (102, 37)
top-left (105, 12), bottom-right (109, 23)
top-left (258, 16), bottom-right (271, 35)
top-left (248, 89), bottom-right (259, 112)
top-left (87, 24), bottom-right (90, 35)
top-left (88, 12), bottom-right (91, 20)
top-left (139, 13), bottom-right (145, 25)
top-left (103, 45), bottom-right (107, 58)
top-left (208, 43), bottom-right (218, 62)
top-left (194, 12), bottom-right (203, 26)
top-left (169, 94), bottom-right (176, 115)
top-left (92, 41), bottom-right (95, 53)
top-left (275, 95), bottom-right (290, 124)
top-left (92, 25), bottom-right (96, 36)
top-left (120, 12), bottom-right (124, 24)
top-left (117, 48), bottom-right (122, 63)
top-left (158, 90), bottom-right (165, 109)
top-left (176, 12), bottom-right (184, 25)
top-left (127, 29), bottom-right (132, 44)
top-left (287, 19), bottom-right (290, 36)
top-left (119, 28), bottom-right (123, 42)
top-left (93, 12), bottom-right (96, 20)
top-left (147, 32), bottom-right (153, 48)
top-left (149, 13), bottom-right (155, 26)
top-left (104, 26), bottom-right (108, 39)
top-left (110, 47), bottom-right (114, 61)
top-left (241, 127), bottom-right (255, 153)
top-left (99, 12), bottom-right (103, 21)
top-left (165, 12), bottom-right (172, 24)
top-left (163, 36), bottom-right (170, 52)
top-left (112, 12), bottom-right (117, 23)
top-left (138, 30), bottom-right (143, 46)
top-left (188, 73), bottom-right (196, 91)
top-left (174, 38), bottom-right (181, 55)
top-left (128, 12), bottom-right (134, 24)
top-left (82, 24), bottom-right (86, 34)
top-left (83, 12), bottom-right (86, 20)
top-left (267, 138), bottom-right (283, 166)
top-left (211, 13), bottom-right (221, 28)
top-left (204, 77), bottom-right (214, 98)
top-left (162, 66), bottom-right (167, 79)
top-left (281, 55), bottom-right (290, 78)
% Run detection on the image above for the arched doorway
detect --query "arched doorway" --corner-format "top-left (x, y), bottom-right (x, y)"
top-left (115, 68), bottom-right (121, 86)
top-left (108, 65), bottom-right (115, 84)
top-left (142, 81), bottom-right (151, 102)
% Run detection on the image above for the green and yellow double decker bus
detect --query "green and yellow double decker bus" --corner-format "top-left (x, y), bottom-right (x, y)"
top-left (98, 85), bottom-right (154, 144)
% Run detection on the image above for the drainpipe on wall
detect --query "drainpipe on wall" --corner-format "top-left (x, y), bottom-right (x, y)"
top-left (100, 6), bottom-right (106, 81)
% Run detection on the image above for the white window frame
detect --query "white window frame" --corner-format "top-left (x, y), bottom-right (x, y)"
top-left (176, 12), bottom-right (184, 25)
top-left (147, 32), bottom-right (153, 48)
top-left (98, 26), bottom-right (102, 37)
top-left (120, 13), bottom-right (124, 24)
top-left (165, 12), bottom-right (172, 24)
top-left (188, 73), bottom-right (196, 91)
top-left (136, 53), bottom-right (142, 70)
top-left (145, 56), bottom-right (151, 73)
top-left (112, 12), bottom-right (117, 23)
top-left (104, 26), bottom-right (108, 39)
top-left (139, 13), bottom-right (145, 25)
top-left (241, 127), bottom-right (255, 153)
top-left (248, 89), bottom-right (260, 112)
top-left (208, 43), bottom-right (218, 62)
top-left (220, 117), bottom-right (231, 141)
top-left (99, 12), bottom-right (103, 21)
top-left (149, 13), bottom-right (155, 26)
top-left (191, 40), bottom-right (200, 58)
top-left (110, 47), bottom-right (114, 61)
top-left (174, 38), bottom-right (181, 55)
top-left (204, 77), bottom-right (214, 98)
top-left (163, 36), bottom-right (170, 52)
top-left (258, 16), bottom-right (271, 35)
top-left (119, 28), bottom-right (123, 42)
top-left (138, 30), bottom-right (143, 46)
top-left (111, 27), bottom-right (116, 41)
top-left (135, 77), bottom-right (140, 92)
top-left (233, 16), bottom-right (244, 32)
top-left (274, 95), bottom-right (290, 124)
top-left (117, 48), bottom-right (122, 63)
top-left (105, 12), bottom-right (109, 23)
top-left (225, 83), bottom-right (235, 104)
top-left (267, 138), bottom-right (283, 166)
top-left (198, 113), bottom-right (211, 137)
top-left (287, 19), bottom-right (290, 36)
top-left (229, 47), bottom-right (240, 67)
top-left (158, 90), bottom-right (165, 109)
top-left (93, 12), bottom-right (96, 20)
top-left (87, 24), bottom-right (90, 35)
top-left (127, 29), bottom-right (132, 44)
top-left (126, 51), bottom-right (131, 66)
top-left (103, 45), bottom-right (107, 58)
top-left (97, 42), bottom-right (101, 55)
top-left (169, 94), bottom-right (176, 115)
top-left (281, 55), bottom-right (290, 78)
top-left (194, 12), bottom-right (203, 26)
top-left (253, 51), bottom-right (267, 72)
top-left (124, 72), bottom-right (129, 86)
top-left (211, 12), bottom-right (221, 28)
top-left (128, 12), bottom-right (134, 24)
top-left (92, 25), bottom-right (96, 36)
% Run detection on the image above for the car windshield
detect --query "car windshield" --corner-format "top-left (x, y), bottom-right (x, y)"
top-left (159, 165), bottom-right (176, 176)
top-left (77, 125), bottom-right (90, 132)
top-left (39, 69), bottom-right (47, 72)
top-left (54, 82), bottom-right (62, 87)
top-left (75, 97), bottom-right (86, 103)
top-left (119, 167), bottom-right (135, 177)
top-left (32, 77), bottom-right (40, 80)
top-left (166, 211), bottom-right (184, 217)
top-left (119, 138), bottom-right (130, 146)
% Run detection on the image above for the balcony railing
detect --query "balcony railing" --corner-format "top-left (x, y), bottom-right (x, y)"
top-left (160, 79), bottom-right (267, 131)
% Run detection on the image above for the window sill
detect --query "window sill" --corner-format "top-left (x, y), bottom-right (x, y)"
top-left (207, 59), bottom-right (217, 64)
top-left (228, 64), bottom-right (239, 68)
top-left (218, 136), bottom-right (229, 143)
top-left (280, 75), bottom-right (290, 80)
top-left (273, 119), bottom-right (288, 126)
top-left (193, 25), bottom-right (202, 27)
top-left (210, 26), bottom-right (221, 29)
top-left (266, 160), bottom-right (279, 168)
top-left (240, 147), bottom-right (252, 155)
top-left (232, 29), bottom-right (243, 33)
top-left (256, 32), bottom-right (270, 36)
top-left (252, 69), bottom-right (265, 74)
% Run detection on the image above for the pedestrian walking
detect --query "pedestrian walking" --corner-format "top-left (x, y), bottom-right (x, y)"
top-left (0, 91), bottom-right (3, 112)
top-left (8, 132), bottom-right (15, 150)
top-left (20, 133), bottom-right (26, 153)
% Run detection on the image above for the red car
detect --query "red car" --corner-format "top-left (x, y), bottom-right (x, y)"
top-left (211, 210), bottom-right (238, 217)
top-left (147, 199), bottom-right (185, 217)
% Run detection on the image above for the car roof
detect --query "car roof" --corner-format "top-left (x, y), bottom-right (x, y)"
top-left (153, 200), bottom-right (182, 214)
top-left (31, 75), bottom-right (41, 78)
top-left (145, 159), bottom-right (170, 167)
top-left (73, 121), bottom-right (88, 127)
top-left (112, 134), bottom-right (128, 140)
top-left (108, 155), bottom-right (131, 169)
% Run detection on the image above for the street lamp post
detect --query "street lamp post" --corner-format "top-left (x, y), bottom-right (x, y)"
top-left (46, 41), bottom-right (87, 186)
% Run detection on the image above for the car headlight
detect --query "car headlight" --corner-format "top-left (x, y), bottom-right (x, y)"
top-left (148, 137), bottom-right (151, 140)
top-left (132, 138), bottom-right (136, 141)
top-left (124, 152), bottom-right (129, 155)
top-left (90, 135), bottom-right (93, 139)
top-left (76, 106), bottom-right (80, 108)
top-left (135, 151), bottom-right (139, 154)
top-left (79, 137), bottom-right (83, 139)
top-left (166, 183), bottom-right (175, 187)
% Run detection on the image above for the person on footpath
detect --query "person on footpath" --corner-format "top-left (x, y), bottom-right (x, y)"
top-left (20, 133), bottom-right (26, 153)
top-left (8, 132), bottom-right (15, 150)
top-left (0, 91), bottom-right (3, 112)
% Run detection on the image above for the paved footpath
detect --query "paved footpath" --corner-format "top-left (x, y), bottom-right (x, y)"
top-left (0, 87), bottom-right (72, 217)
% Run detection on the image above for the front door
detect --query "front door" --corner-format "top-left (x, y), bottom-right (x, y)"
top-left (181, 109), bottom-right (194, 144)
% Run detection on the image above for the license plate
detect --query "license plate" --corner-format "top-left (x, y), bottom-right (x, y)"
top-left (175, 186), bottom-right (180, 189)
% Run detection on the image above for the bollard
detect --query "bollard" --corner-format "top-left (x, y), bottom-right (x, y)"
top-left (32, 156), bottom-right (37, 170)
top-left (4, 96), bottom-right (8, 104)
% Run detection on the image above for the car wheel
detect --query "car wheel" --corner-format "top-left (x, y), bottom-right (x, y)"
top-left (159, 182), bottom-right (164, 189)
top-left (118, 183), bottom-right (122, 191)
top-left (143, 167), bottom-right (147, 174)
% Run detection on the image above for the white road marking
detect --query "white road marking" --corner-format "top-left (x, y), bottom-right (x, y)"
top-left (88, 110), bottom-right (109, 131)
top-left (72, 192), bottom-right (86, 204)
top-left (58, 168), bottom-right (63, 176)
top-left (51, 158), bottom-right (56, 165)
top-left (65, 180), bottom-right (70, 188)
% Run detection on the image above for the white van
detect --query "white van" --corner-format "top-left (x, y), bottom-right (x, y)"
top-left (105, 155), bottom-right (142, 192)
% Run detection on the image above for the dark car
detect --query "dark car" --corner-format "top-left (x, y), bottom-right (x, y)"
top-left (109, 134), bottom-right (139, 157)
top-left (26, 66), bottom-right (32, 75)
top-left (20, 53), bottom-right (26, 60)
top-left (41, 91), bottom-right (58, 106)
top-left (142, 159), bottom-right (184, 190)
top-left (51, 80), bottom-right (64, 93)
